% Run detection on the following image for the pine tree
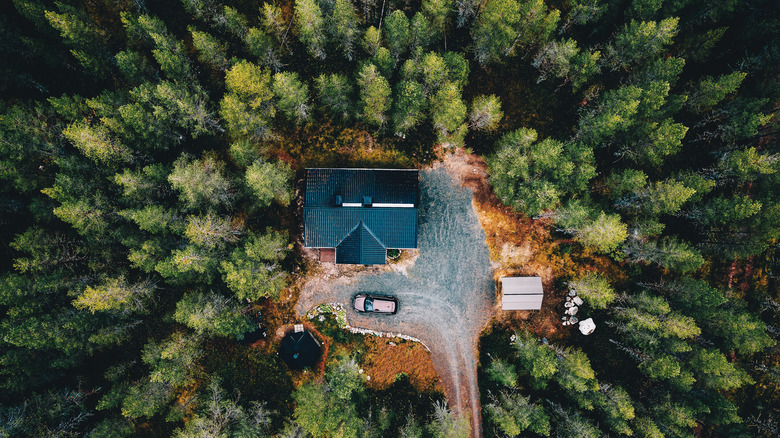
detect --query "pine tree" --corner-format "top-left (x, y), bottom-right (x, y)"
top-left (295, 0), bottom-right (326, 59)
top-left (356, 64), bottom-right (392, 126)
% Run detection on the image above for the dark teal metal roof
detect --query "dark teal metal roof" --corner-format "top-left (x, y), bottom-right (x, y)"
top-left (303, 208), bottom-right (418, 249)
top-left (303, 169), bottom-right (419, 265)
top-left (336, 222), bottom-right (387, 265)
top-left (305, 168), bottom-right (418, 207)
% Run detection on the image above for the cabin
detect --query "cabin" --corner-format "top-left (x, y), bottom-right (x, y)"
top-left (302, 168), bottom-right (419, 265)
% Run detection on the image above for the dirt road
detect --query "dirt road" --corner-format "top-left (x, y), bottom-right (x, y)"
top-left (296, 166), bottom-right (496, 437)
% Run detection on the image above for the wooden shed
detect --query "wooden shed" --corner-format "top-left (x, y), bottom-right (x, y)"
top-left (500, 277), bottom-right (544, 310)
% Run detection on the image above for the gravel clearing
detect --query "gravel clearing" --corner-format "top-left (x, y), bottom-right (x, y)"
top-left (297, 165), bottom-right (495, 437)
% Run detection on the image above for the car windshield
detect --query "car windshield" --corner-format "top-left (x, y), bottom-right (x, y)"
top-left (364, 298), bottom-right (373, 312)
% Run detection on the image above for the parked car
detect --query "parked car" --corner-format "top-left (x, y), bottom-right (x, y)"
top-left (353, 294), bottom-right (398, 314)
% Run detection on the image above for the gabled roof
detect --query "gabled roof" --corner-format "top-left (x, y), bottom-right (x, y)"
top-left (303, 208), bottom-right (418, 249)
top-left (336, 222), bottom-right (387, 265)
top-left (303, 168), bottom-right (419, 265)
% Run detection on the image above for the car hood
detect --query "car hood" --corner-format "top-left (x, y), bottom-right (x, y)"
top-left (354, 296), bottom-right (366, 311)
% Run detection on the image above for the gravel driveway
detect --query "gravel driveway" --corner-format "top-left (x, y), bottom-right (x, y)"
top-left (297, 166), bottom-right (495, 437)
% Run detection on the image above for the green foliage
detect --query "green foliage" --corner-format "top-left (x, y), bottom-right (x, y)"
top-left (121, 378), bottom-right (174, 419)
top-left (392, 80), bottom-right (427, 134)
top-left (63, 122), bottom-right (132, 165)
top-left (556, 203), bottom-right (628, 252)
top-left (273, 71), bottom-right (310, 123)
top-left (363, 26), bottom-right (381, 56)
top-left (356, 63), bottom-right (392, 126)
top-left (371, 47), bottom-right (396, 79)
top-left (419, 52), bottom-right (449, 92)
top-left (384, 10), bottom-right (410, 59)
top-left (188, 26), bottom-right (228, 69)
top-left (328, 0), bottom-right (360, 60)
top-left (0, 388), bottom-right (96, 437)
top-left (472, 0), bottom-right (559, 65)
top-left (688, 71), bottom-right (747, 113)
top-left (315, 73), bottom-right (354, 120)
top-left (443, 52), bottom-right (470, 89)
top-left (173, 292), bottom-right (253, 339)
top-left (3, 2), bottom-right (779, 436)
top-left (430, 82), bottom-right (467, 145)
top-left (229, 139), bottom-right (261, 168)
top-left (421, 0), bottom-right (451, 42)
top-left (295, 0), bottom-right (326, 59)
top-left (633, 56), bottom-right (686, 87)
top-left (129, 13), bottom-right (194, 80)
top-left (568, 272), bottom-right (616, 309)
top-left (485, 391), bottom-right (550, 436)
top-left (552, 405), bottom-right (600, 438)
top-left (594, 386), bottom-right (635, 435)
top-left (428, 401), bottom-right (471, 438)
top-left (142, 332), bottom-right (202, 387)
top-left (73, 277), bottom-right (154, 314)
top-left (115, 50), bottom-right (150, 83)
top-left (486, 358), bottom-right (517, 388)
top-left (168, 154), bottom-right (234, 211)
top-left (578, 85), bottom-right (643, 146)
top-left (220, 230), bottom-right (289, 301)
top-left (513, 331), bottom-right (558, 388)
top-left (569, 49), bottom-right (601, 90)
top-left (245, 159), bottom-right (294, 207)
top-left (409, 12), bottom-right (432, 51)
top-left (533, 39), bottom-right (580, 84)
top-left (184, 213), bottom-right (241, 249)
top-left (469, 95), bottom-right (503, 131)
top-left (44, 6), bottom-right (108, 77)
top-left (488, 128), bottom-right (596, 216)
top-left (554, 347), bottom-right (598, 393)
top-left (294, 357), bottom-right (366, 438)
top-left (619, 179), bottom-right (696, 216)
top-left (156, 245), bottom-right (218, 284)
top-left (244, 27), bottom-right (280, 71)
top-left (609, 18), bottom-right (679, 70)
top-left (471, 0), bottom-right (522, 65)
top-left (221, 60), bottom-right (275, 140)
top-left (721, 147), bottom-right (778, 183)
top-left (688, 347), bottom-right (753, 391)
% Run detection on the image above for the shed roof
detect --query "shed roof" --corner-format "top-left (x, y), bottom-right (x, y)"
top-left (501, 276), bottom-right (544, 310)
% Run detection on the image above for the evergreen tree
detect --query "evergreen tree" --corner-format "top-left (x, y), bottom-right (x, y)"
top-left (328, 0), bottom-right (360, 61)
top-left (173, 292), bottom-right (254, 339)
top-left (384, 10), bottom-right (411, 60)
top-left (430, 82), bottom-right (467, 145)
top-left (273, 71), bottom-right (310, 123)
top-left (468, 94), bottom-right (503, 131)
top-left (168, 154), bottom-right (234, 211)
top-left (221, 60), bottom-right (275, 140)
top-left (220, 230), bottom-right (289, 301)
top-left (356, 64), bottom-right (392, 127)
top-left (295, 0), bottom-right (326, 59)
top-left (568, 272), bottom-right (616, 309)
top-left (315, 73), bottom-right (355, 120)
top-left (392, 80), bottom-right (427, 134)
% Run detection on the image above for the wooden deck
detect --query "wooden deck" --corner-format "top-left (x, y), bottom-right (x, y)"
top-left (319, 248), bottom-right (335, 263)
